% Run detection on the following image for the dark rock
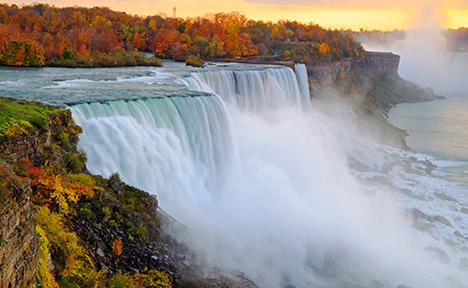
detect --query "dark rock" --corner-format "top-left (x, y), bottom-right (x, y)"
top-left (97, 248), bottom-right (105, 257)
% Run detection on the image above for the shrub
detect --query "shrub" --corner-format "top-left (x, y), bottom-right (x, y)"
top-left (108, 269), bottom-right (172, 288)
top-left (26, 165), bottom-right (94, 214)
top-left (112, 239), bottom-right (123, 256)
top-left (185, 55), bottom-right (204, 67)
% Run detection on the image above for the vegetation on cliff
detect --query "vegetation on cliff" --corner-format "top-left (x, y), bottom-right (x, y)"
top-left (0, 98), bottom-right (173, 287)
top-left (0, 3), bottom-right (363, 67)
top-left (0, 98), bottom-right (61, 139)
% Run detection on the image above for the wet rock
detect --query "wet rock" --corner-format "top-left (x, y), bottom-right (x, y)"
top-left (425, 247), bottom-right (451, 264)
top-left (434, 192), bottom-right (458, 203)
top-left (432, 215), bottom-right (452, 227)
top-left (454, 231), bottom-right (468, 241)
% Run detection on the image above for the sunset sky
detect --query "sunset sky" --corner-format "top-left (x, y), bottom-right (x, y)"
top-left (4, 0), bottom-right (468, 30)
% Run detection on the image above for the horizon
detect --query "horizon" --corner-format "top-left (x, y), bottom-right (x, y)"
top-left (3, 0), bottom-right (467, 30)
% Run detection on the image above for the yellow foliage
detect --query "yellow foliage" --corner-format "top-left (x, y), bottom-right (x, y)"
top-left (108, 269), bottom-right (172, 288)
top-left (67, 173), bottom-right (96, 187)
top-left (1, 119), bottom-right (33, 138)
top-left (27, 166), bottom-right (94, 214)
top-left (35, 225), bottom-right (60, 288)
top-left (35, 206), bottom-right (105, 287)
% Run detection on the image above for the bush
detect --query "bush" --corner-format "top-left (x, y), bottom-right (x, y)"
top-left (185, 55), bottom-right (204, 67)
top-left (26, 165), bottom-right (94, 214)
top-left (108, 269), bottom-right (172, 288)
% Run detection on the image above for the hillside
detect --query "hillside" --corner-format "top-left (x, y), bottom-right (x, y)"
top-left (0, 3), bottom-right (363, 67)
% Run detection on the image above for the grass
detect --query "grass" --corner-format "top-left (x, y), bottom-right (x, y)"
top-left (0, 98), bottom-right (61, 139)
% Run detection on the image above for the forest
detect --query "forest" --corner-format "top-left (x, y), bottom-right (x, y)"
top-left (0, 3), bottom-right (364, 67)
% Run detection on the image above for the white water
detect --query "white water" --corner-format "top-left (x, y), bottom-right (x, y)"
top-left (70, 64), bottom-right (467, 288)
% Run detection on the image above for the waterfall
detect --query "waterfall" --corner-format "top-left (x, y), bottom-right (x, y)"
top-left (69, 63), bottom-right (459, 287)
top-left (294, 63), bottom-right (311, 104)
top-left (180, 65), bottom-right (310, 110)
top-left (70, 95), bottom-right (234, 202)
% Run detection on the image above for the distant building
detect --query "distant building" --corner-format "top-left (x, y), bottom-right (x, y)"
top-left (173, 7), bottom-right (177, 18)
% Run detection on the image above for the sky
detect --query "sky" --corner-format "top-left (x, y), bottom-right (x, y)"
top-left (4, 0), bottom-right (468, 30)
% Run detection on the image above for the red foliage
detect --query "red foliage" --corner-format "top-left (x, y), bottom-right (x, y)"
top-left (23, 158), bottom-right (94, 213)
top-left (0, 4), bottom-right (363, 65)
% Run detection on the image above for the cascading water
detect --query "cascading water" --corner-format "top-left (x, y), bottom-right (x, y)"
top-left (180, 65), bottom-right (310, 110)
top-left (70, 95), bottom-right (234, 205)
top-left (68, 64), bottom-right (467, 288)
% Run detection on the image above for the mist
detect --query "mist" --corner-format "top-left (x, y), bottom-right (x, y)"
top-left (72, 64), bottom-right (467, 287)
top-left (359, 4), bottom-right (468, 95)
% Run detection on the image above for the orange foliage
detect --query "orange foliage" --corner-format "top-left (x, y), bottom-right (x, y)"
top-left (23, 158), bottom-right (94, 214)
top-left (112, 239), bottom-right (123, 256)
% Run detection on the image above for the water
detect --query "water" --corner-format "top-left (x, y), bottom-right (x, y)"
top-left (389, 53), bottom-right (468, 186)
top-left (1, 62), bottom-right (467, 288)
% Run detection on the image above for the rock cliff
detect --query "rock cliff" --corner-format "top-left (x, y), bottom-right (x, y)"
top-left (305, 51), bottom-right (436, 111)
top-left (0, 162), bottom-right (38, 288)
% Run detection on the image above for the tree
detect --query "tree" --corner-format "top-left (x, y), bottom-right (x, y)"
top-left (0, 40), bottom-right (45, 66)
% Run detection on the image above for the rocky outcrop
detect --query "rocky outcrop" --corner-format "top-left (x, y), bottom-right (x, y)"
top-left (305, 52), bottom-right (400, 87)
top-left (0, 162), bottom-right (38, 288)
top-left (0, 103), bottom-right (85, 288)
top-left (305, 51), bottom-right (437, 111)
top-left (69, 174), bottom-right (181, 277)
top-left (0, 108), bottom-right (85, 173)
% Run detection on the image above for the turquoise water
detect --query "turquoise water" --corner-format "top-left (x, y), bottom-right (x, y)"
top-left (389, 94), bottom-right (468, 161)
top-left (389, 94), bottom-right (468, 185)
top-left (389, 52), bottom-right (468, 185)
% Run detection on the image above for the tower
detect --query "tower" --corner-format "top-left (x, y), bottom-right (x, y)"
top-left (173, 7), bottom-right (177, 18)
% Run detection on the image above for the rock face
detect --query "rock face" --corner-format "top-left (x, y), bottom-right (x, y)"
top-left (0, 109), bottom-right (84, 172)
top-left (0, 106), bottom-right (84, 288)
top-left (0, 162), bottom-right (38, 288)
top-left (305, 52), bottom-right (400, 88)
top-left (305, 51), bottom-right (436, 111)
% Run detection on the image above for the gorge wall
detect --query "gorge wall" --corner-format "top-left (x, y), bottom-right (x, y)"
top-left (305, 51), bottom-right (437, 112)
